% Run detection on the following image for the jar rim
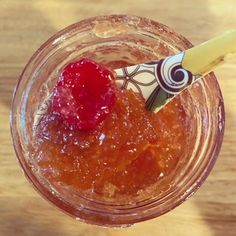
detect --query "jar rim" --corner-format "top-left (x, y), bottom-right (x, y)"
top-left (10, 14), bottom-right (225, 227)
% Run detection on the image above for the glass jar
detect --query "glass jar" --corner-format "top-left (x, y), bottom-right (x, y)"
top-left (11, 15), bottom-right (225, 227)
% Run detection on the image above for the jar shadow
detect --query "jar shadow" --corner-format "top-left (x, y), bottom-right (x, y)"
top-left (190, 107), bottom-right (236, 236)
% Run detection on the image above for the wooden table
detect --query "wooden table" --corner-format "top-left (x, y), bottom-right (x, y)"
top-left (1, 0), bottom-right (236, 235)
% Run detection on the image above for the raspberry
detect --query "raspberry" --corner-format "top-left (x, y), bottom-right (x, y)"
top-left (52, 58), bottom-right (116, 130)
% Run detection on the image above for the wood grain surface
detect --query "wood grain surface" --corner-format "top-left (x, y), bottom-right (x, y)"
top-left (0, 0), bottom-right (236, 235)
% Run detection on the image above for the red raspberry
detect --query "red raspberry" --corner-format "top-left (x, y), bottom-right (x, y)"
top-left (52, 58), bottom-right (116, 130)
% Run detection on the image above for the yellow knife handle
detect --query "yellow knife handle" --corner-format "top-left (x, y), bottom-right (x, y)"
top-left (182, 30), bottom-right (236, 75)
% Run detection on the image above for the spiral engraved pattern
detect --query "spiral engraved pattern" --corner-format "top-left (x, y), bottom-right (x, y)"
top-left (155, 52), bottom-right (195, 94)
